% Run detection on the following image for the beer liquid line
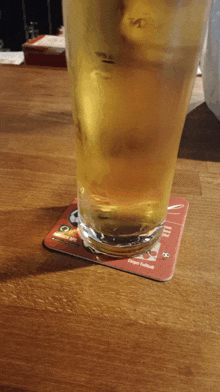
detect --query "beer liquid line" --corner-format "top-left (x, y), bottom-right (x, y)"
top-left (63, 0), bottom-right (211, 257)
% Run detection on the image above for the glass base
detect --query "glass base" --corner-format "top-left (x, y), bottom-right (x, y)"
top-left (78, 214), bottom-right (165, 258)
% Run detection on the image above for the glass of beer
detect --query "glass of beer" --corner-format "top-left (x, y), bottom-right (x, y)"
top-left (62, 0), bottom-right (211, 257)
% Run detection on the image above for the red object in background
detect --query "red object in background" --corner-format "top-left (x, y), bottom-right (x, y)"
top-left (22, 35), bottom-right (67, 67)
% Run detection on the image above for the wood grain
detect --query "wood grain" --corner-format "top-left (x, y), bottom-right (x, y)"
top-left (0, 65), bottom-right (219, 392)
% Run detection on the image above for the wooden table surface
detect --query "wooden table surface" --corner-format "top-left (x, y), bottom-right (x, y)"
top-left (0, 65), bottom-right (220, 392)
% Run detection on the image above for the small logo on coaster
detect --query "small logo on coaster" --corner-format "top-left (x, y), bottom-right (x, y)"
top-left (68, 209), bottom-right (78, 227)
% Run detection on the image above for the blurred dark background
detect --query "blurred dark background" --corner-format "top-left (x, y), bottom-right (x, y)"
top-left (0, 0), bottom-right (63, 51)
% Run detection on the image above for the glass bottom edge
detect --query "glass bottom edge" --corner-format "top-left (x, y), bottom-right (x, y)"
top-left (78, 214), bottom-right (165, 258)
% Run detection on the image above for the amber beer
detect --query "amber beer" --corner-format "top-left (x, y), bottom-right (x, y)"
top-left (63, 0), bottom-right (211, 257)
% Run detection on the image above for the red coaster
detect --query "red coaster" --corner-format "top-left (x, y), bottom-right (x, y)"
top-left (44, 196), bottom-right (189, 281)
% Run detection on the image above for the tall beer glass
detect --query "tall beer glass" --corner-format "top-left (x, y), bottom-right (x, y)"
top-left (62, 0), bottom-right (211, 257)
